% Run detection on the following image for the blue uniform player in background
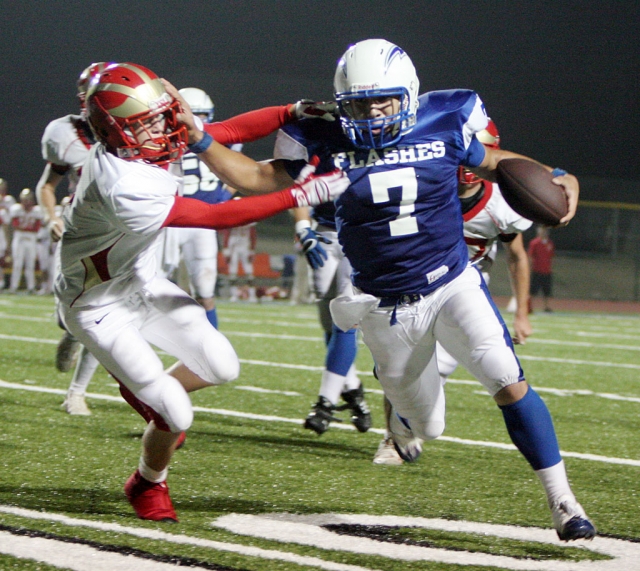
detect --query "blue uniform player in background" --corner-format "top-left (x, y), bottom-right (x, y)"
top-left (272, 38), bottom-right (594, 542)
top-left (175, 87), bottom-right (237, 329)
top-left (291, 197), bottom-right (371, 435)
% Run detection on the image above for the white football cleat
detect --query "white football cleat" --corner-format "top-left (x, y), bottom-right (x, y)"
top-left (372, 437), bottom-right (404, 465)
top-left (388, 410), bottom-right (423, 462)
top-left (550, 495), bottom-right (597, 541)
top-left (62, 391), bottom-right (91, 416)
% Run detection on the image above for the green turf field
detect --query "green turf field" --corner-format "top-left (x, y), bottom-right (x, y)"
top-left (0, 293), bottom-right (638, 571)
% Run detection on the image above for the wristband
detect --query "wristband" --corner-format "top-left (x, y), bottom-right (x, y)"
top-left (188, 132), bottom-right (213, 154)
top-left (295, 219), bottom-right (311, 234)
top-left (551, 168), bottom-right (567, 177)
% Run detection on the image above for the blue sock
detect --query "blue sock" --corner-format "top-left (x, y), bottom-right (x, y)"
top-left (325, 324), bottom-right (357, 376)
top-left (499, 387), bottom-right (562, 470)
top-left (206, 308), bottom-right (218, 329)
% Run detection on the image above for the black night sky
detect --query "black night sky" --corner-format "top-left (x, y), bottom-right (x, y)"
top-left (0, 1), bottom-right (638, 198)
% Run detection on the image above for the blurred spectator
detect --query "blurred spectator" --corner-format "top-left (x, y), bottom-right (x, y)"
top-left (0, 178), bottom-right (16, 290)
top-left (528, 226), bottom-right (555, 312)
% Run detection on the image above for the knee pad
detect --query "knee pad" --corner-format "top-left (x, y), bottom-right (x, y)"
top-left (472, 338), bottom-right (523, 396)
top-left (135, 375), bottom-right (194, 433)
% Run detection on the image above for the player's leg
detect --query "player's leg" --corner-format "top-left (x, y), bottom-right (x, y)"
top-left (373, 341), bottom-right (453, 465)
top-left (62, 345), bottom-right (101, 415)
top-left (435, 266), bottom-right (595, 540)
top-left (360, 300), bottom-right (445, 462)
top-left (23, 237), bottom-right (37, 293)
top-left (183, 228), bottom-right (219, 327)
top-left (9, 233), bottom-right (25, 292)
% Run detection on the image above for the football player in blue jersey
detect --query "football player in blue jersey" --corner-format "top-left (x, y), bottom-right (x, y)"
top-left (293, 202), bottom-right (371, 435)
top-left (177, 38), bottom-right (592, 542)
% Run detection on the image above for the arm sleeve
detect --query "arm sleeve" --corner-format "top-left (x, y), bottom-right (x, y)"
top-left (204, 105), bottom-right (295, 145)
top-left (162, 191), bottom-right (296, 230)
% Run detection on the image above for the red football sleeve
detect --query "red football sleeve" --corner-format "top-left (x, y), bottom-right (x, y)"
top-left (162, 192), bottom-right (297, 230)
top-left (204, 105), bottom-right (295, 146)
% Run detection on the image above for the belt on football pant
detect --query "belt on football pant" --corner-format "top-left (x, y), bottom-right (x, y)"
top-left (378, 293), bottom-right (424, 325)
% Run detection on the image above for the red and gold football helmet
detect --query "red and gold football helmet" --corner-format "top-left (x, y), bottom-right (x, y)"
top-left (86, 63), bottom-right (188, 165)
top-left (458, 118), bottom-right (500, 184)
top-left (77, 62), bottom-right (112, 118)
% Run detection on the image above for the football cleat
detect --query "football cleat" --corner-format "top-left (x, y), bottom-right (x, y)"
top-left (304, 396), bottom-right (342, 435)
top-left (551, 495), bottom-right (597, 541)
top-left (337, 385), bottom-right (372, 432)
top-left (124, 470), bottom-right (178, 522)
top-left (388, 410), bottom-right (423, 462)
top-left (61, 391), bottom-right (91, 416)
top-left (56, 331), bottom-right (81, 373)
top-left (372, 437), bottom-right (404, 466)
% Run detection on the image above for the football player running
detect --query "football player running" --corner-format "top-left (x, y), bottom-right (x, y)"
top-left (55, 62), bottom-right (349, 522)
top-left (36, 63), bottom-right (110, 414)
top-left (186, 39), bottom-right (592, 541)
top-left (373, 119), bottom-right (534, 465)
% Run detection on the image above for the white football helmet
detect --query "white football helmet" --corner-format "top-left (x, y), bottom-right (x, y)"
top-left (334, 39), bottom-right (420, 149)
top-left (179, 87), bottom-right (215, 123)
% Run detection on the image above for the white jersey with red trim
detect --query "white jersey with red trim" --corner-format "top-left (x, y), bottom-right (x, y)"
top-left (55, 144), bottom-right (180, 309)
top-left (462, 180), bottom-right (532, 266)
top-left (41, 114), bottom-right (94, 193)
top-left (9, 203), bottom-right (42, 233)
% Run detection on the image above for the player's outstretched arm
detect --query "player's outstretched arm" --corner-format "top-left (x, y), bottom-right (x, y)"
top-left (162, 166), bottom-right (349, 231)
top-left (474, 147), bottom-right (579, 225)
top-left (35, 163), bottom-right (65, 241)
top-left (505, 233), bottom-right (532, 344)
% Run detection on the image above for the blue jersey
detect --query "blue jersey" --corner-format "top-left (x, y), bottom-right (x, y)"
top-left (275, 89), bottom-right (488, 297)
top-left (181, 144), bottom-right (241, 204)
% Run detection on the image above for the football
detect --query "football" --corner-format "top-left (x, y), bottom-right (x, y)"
top-left (496, 159), bottom-right (568, 226)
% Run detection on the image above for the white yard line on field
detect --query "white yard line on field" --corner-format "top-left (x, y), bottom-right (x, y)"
top-left (0, 506), bottom-right (378, 571)
top-left (0, 379), bottom-right (638, 467)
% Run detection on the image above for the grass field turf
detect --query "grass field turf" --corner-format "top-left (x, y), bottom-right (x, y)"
top-left (0, 293), bottom-right (639, 570)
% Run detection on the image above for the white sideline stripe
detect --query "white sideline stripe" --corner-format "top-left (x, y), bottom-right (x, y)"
top-left (518, 354), bottom-right (640, 370)
top-left (235, 385), bottom-right (302, 396)
top-left (0, 529), bottom-right (211, 571)
top-left (1, 380), bottom-right (639, 467)
top-left (527, 337), bottom-right (640, 351)
top-left (2, 331), bottom-right (640, 369)
top-left (214, 513), bottom-right (640, 571)
top-left (0, 506), bottom-right (377, 571)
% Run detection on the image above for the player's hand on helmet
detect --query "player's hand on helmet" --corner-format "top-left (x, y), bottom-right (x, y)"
top-left (290, 156), bottom-right (350, 208)
top-left (295, 221), bottom-right (330, 269)
top-left (293, 99), bottom-right (338, 122)
top-left (48, 216), bottom-right (65, 242)
top-left (161, 79), bottom-right (203, 144)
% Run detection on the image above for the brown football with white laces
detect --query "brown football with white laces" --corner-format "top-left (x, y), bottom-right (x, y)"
top-left (496, 159), bottom-right (568, 226)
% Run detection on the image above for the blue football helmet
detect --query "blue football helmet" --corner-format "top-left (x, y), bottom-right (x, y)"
top-left (334, 39), bottom-right (420, 149)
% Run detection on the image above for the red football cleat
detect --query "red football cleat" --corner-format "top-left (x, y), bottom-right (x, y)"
top-left (175, 431), bottom-right (186, 450)
top-left (124, 470), bottom-right (178, 522)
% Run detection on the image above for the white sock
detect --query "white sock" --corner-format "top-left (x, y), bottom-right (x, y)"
top-left (138, 457), bottom-right (167, 483)
top-left (535, 460), bottom-right (574, 506)
top-left (343, 364), bottom-right (361, 391)
top-left (69, 346), bottom-right (100, 394)
top-left (319, 370), bottom-right (347, 404)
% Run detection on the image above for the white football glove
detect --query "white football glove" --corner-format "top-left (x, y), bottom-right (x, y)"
top-left (294, 99), bottom-right (338, 122)
top-left (290, 159), bottom-right (350, 207)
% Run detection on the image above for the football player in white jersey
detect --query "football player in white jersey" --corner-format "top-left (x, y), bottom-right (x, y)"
top-left (0, 178), bottom-right (16, 290)
top-left (175, 40), bottom-right (594, 541)
top-left (36, 62), bottom-right (111, 415)
top-left (8, 189), bottom-right (42, 294)
top-left (373, 119), bottom-right (533, 465)
top-left (55, 62), bottom-right (349, 522)
top-left (224, 222), bottom-right (258, 302)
